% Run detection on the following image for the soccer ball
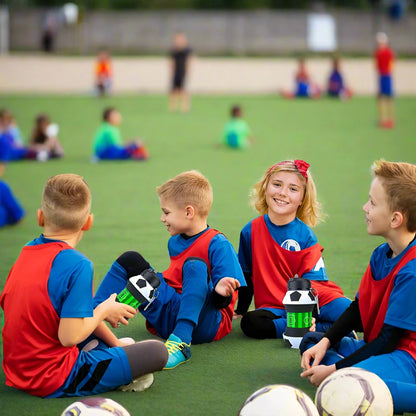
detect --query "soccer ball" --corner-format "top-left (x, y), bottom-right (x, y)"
top-left (61, 397), bottom-right (131, 416)
top-left (239, 384), bottom-right (319, 415)
top-left (315, 367), bottom-right (393, 416)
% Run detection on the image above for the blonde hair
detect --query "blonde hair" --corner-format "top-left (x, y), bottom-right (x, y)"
top-left (251, 160), bottom-right (323, 227)
top-left (41, 173), bottom-right (91, 231)
top-left (372, 159), bottom-right (416, 232)
top-left (156, 170), bottom-right (213, 218)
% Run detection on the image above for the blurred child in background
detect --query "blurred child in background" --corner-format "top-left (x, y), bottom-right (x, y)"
top-left (281, 58), bottom-right (321, 99)
top-left (327, 57), bottom-right (353, 100)
top-left (0, 109), bottom-right (33, 161)
top-left (222, 105), bottom-right (254, 149)
top-left (374, 32), bottom-right (395, 128)
top-left (169, 33), bottom-right (193, 113)
top-left (92, 107), bottom-right (148, 161)
top-left (0, 162), bottom-right (25, 228)
top-left (95, 49), bottom-right (113, 97)
top-left (29, 113), bottom-right (64, 161)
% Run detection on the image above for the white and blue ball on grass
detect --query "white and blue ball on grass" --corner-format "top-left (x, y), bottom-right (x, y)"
top-left (61, 397), bottom-right (131, 416)
top-left (315, 367), bottom-right (393, 416)
top-left (239, 384), bottom-right (319, 415)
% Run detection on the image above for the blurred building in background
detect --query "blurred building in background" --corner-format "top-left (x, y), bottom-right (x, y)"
top-left (3, 6), bottom-right (416, 55)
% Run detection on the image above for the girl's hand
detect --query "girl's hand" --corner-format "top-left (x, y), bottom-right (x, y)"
top-left (300, 337), bottom-right (330, 370)
top-left (301, 364), bottom-right (336, 387)
top-left (215, 277), bottom-right (240, 297)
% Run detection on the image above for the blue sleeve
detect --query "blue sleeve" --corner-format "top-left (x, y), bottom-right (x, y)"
top-left (48, 249), bottom-right (94, 319)
top-left (238, 222), bottom-right (252, 276)
top-left (0, 181), bottom-right (25, 226)
top-left (208, 234), bottom-right (246, 287)
top-left (385, 259), bottom-right (416, 332)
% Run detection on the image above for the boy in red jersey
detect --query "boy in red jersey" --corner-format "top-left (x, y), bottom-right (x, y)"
top-left (374, 32), bottom-right (395, 128)
top-left (0, 174), bottom-right (167, 397)
top-left (94, 170), bottom-right (245, 369)
top-left (300, 160), bottom-right (416, 414)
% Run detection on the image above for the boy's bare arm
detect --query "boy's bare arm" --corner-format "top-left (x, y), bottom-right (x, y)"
top-left (92, 322), bottom-right (133, 348)
top-left (58, 294), bottom-right (136, 347)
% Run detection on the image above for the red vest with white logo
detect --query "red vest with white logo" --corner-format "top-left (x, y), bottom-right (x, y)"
top-left (163, 228), bottom-right (236, 340)
top-left (0, 242), bottom-right (80, 397)
top-left (251, 216), bottom-right (344, 309)
top-left (359, 246), bottom-right (416, 359)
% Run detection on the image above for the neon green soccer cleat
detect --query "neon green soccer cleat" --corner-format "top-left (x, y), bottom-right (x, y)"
top-left (163, 334), bottom-right (192, 370)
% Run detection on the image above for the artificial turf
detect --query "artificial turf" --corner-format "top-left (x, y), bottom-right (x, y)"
top-left (0, 94), bottom-right (415, 415)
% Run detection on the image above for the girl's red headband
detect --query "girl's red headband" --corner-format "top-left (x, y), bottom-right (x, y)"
top-left (265, 159), bottom-right (310, 182)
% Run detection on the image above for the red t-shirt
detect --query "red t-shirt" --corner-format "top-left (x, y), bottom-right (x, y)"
top-left (375, 46), bottom-right (394, 75)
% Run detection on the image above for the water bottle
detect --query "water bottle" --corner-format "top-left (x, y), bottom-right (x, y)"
top-left (282, 276), bottom-right (318, 349)
top-left (117, 269), bottom-right (161, 309)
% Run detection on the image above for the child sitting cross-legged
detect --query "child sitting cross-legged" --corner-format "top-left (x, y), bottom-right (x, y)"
top-left (300, 160), bottom-right (416, 415)
top-left (94, 170), bottom-right (246, 370)
top-left (0, 174), bottom-right (168, 397)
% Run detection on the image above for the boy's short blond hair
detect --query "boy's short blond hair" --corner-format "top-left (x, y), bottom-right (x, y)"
top-left (156, 170), bottom-right (213, 218)
top-left (42, 174), bottom-right (91, 231)
top-left (251, 160), bottom-right (323, 227)
top-left (373, 159), bottom-right (416, 232)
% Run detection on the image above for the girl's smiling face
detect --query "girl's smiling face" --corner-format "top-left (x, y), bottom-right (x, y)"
top-left (265, 170), bottom-right (305, 225)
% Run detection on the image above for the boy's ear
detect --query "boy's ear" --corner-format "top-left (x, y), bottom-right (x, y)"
top-left (82, 214), bottom-right (94, 231)
top-left (391, 211), bottom-right (404, 229)
top-left (185, 205), bottom-right (195, 219)
top-left (37, 209), bottom-right (45, 226)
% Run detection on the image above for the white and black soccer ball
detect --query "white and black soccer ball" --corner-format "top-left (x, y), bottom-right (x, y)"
top-left (129, 269), bottom-right (160, 302)
top-left (315, 367), bottom-right (393, 416)
top-left (61, 397), bottom-right (130, 416)
top-left (239, 384), bottom-right (319, 416)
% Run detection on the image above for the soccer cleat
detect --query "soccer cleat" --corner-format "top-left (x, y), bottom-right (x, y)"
top-left (163, 334), bottom-right (192, 370)
top-left (118, 373), bottom-right (154, 392)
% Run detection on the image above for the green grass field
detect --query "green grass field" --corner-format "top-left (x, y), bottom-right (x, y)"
top-left (1, 94), bottom-right (415, 415)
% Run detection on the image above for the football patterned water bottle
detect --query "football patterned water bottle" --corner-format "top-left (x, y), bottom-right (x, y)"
top-left (282, 275), bottom-right (318, 349)
top-left (117, 269), bottom-right (161, 309)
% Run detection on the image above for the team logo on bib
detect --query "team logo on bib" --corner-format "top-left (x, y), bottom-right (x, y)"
top-left (281, 239), bottom-right (301, 251)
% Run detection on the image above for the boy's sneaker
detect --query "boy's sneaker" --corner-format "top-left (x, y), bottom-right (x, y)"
top-left (118, 373), bottom-right (154, 392)
top-left (163, 334), bottom-right (192, 370)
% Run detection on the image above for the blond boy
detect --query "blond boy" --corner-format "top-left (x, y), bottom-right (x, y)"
top-left (300, 160), bottom-right (416, 414)
top-left (0, 174), bottom-right (167, 397)
top-left (95, 170), bottom-right (245, 369)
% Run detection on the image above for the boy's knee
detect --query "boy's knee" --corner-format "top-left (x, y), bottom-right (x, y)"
top-left (116, 251), bottom-right (150, 277)
top-left (182, 257), bottom-right (210, 284)
top-left (241, 310), bottom-right (278, 339)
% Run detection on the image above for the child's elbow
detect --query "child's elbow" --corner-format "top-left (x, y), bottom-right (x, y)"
top-left (58, 333), bottom-right (78, 347)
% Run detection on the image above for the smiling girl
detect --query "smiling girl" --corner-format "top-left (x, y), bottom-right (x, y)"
top-left (235, 160), bottom-right (351, 340)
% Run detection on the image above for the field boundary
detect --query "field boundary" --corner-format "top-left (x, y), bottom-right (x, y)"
top-left (1, 54), bottom-right (415, 95)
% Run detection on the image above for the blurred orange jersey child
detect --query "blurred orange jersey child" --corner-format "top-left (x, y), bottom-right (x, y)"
top-left (95, 50), bottom-right (113, 97)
